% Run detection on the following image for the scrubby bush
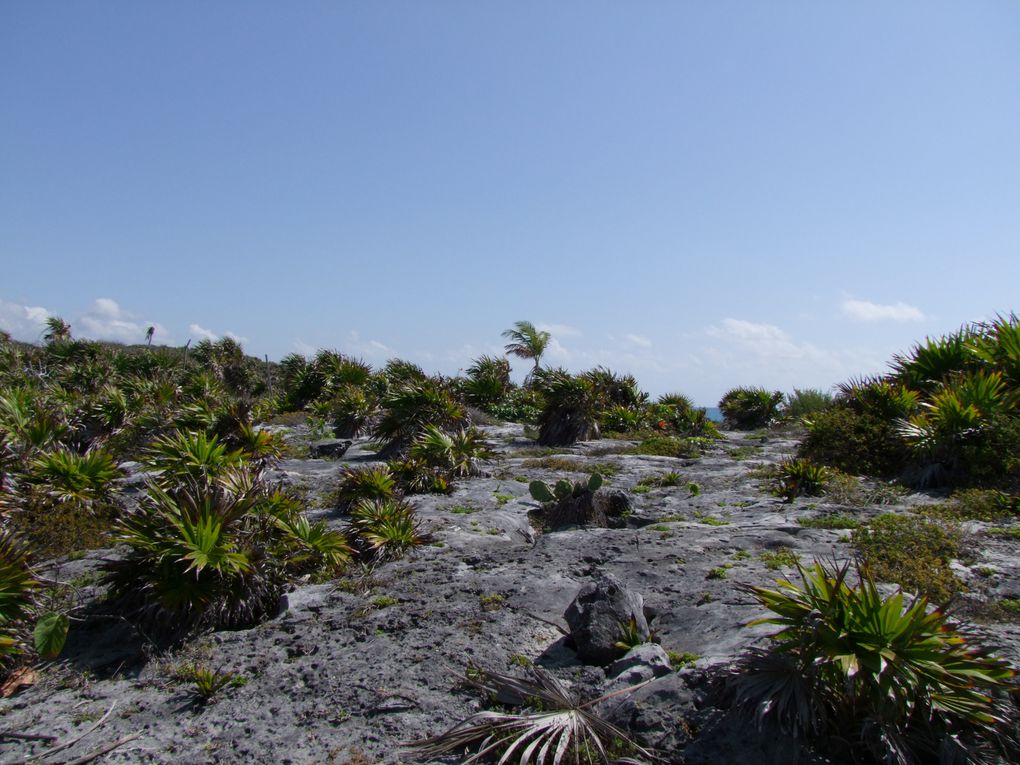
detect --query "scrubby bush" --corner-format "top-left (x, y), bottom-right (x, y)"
top-left (732, 560), bottom-right (1018, 764)
top-left (851, 513), bottom-right (964, 603)
top-left (799, 407), bottom-right (909, 478)
top-left (782, 388), bottom-right (833, 420)
top-left (533, 369), bottom-right (600, 446)
top-left (719, 387), bottom-right (783, 429)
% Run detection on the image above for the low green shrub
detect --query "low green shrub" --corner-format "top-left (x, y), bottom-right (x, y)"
top-left (731, 560), bottom-right (1019, 763)
top-left (719, 387), bottom-right (784, 430)
top-left (773, 458), bottom-right (828, 502)
top-left (798, 406), bottom-right (909, 478)
top-left (851, 514), bottom-right (964, 603)
top-left (782, 388), bottom-right (833, 420)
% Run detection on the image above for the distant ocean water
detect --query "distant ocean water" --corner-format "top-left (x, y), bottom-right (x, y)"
top-left (703, 406), bottom-right (723, 423)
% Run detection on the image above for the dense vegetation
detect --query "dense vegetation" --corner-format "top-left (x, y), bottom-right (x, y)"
top-left (0, 319), bottom-right (717, 673)
top-left (3, 315), bottom-right (1019, 765)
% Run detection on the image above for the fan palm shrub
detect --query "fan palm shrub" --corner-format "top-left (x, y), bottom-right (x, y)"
top-left (731, 560), bottom-right (1018, 764)
top-left (898, 370), bottom-right (1015, 486)
top-left (310, 384), bottom-right (378, 438)
top-left (534, 369), bottom-right (600, 447)
top-left (347, 497), bottom-right (426, 561)
top-left (374, 379), bottom-right (467, 455)
top-left (719, 387), bottom-right (784, 429)
top-left (890, 328), bottom-right (980, 393)
top-left (409, 424), bottom-right (493, 478)
top-left (143, 430), bottom-right (245, 485)
top-left (463, 355), bottom-right (512, 408)
top-left (273, 513), bottom-right (352, 577)
top-left (27, 447), bottom-right (121, 507)
top-left (332, 465), bottom-right (398, 511)
top-left (0, 530), bottom-right (39, 669)
top-left (312, 350), bottom-right (373, 392)
top-left (773, 458), bottom-right (828, 502)
top-left (968, 313), bottom-right (1020, 389)
top-left (102, 469), bottom-right (286, 637)
top-left (381, 358), bottom-right (428, 389)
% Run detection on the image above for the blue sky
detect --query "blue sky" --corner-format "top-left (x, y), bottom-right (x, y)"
top-left (2, 3), bottom-right (1018, 404)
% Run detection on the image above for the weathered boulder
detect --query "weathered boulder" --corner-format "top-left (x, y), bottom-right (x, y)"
top-left (564, 573), bottom-right (649, 665)
top-left (309, 439), bottom-right (352, 459)
top-left (607, 643), bottom-right (673, 685)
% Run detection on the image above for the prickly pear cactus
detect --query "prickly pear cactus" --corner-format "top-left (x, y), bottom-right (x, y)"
top-left (529, 480), bottom-right (555, 503)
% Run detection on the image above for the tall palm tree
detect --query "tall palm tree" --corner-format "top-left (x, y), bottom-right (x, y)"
top-left (501, 321), bottom-right (551, 374)
top-left (145, 326), bottom-right (155, 346)
top-left (43, 316), bottom-right (71, 344)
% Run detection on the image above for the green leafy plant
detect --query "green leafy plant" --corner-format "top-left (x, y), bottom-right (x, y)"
top-left (773, 458), bottom-right (828, 502)
top-left (374, 379), bottom-right (467, 455)
top-left (719, 387), bottom-right (784, 430)
top-left (533, 369), bottom-right (600, 447)
top-left (332, 465), bottom-right (397, 511)
top-left (102, 469), bottom-right (286, 638)
top-left (613, 616), bottom-right (646, 651)
top-left (731, 560), bottom-right (1019, 763)
top-left (347, 497), bottom-right (427, 561)
top-left (783, 388), bottom-right (833, 421)
top-left (759, 548), bottom-right (800, 571)
top-left (851, 513), bottom-right (964, 603)
top-left (409, 424), bottom-right (493, 478)
top-left (190, 665), bottom-right (236, 703)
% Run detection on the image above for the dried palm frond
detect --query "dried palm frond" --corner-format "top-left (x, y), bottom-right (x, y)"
top-left (408, 667), bottom-right (656, 765)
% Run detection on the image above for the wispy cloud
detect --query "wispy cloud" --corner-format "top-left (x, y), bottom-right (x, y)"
top-left (186, 322), bottom-right (247, 345)
top-left (0, 298), bottom-right (51, 341)
top-left (189, 323), bottom-right (218, 342)
top-left (705, 318), bottom-right (810, 359)
top-left (78, 298), bottom-right (168, 344)
top-left (345, 330), bottom-right (394, 360)
top-left (841, 298), bottom-right (925, 322)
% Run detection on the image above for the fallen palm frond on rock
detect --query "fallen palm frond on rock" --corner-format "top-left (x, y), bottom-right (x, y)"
top-left (407, 666), bottom-right (656, 765)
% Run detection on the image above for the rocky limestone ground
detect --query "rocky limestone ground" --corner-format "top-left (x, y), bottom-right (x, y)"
top-left (3, 425), bottom-right (1020, 764)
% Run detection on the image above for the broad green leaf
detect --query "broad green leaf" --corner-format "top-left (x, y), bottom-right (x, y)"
top-left (34, 612), bottom-right (69, 660)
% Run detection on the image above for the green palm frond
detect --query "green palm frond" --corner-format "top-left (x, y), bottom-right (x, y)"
top-left (502, 321), bottom-right (551, 373)
top-left (731, 559), bottom-right (1019, 762)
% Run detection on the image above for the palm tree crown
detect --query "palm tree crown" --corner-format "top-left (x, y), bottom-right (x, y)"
top-left (502, 321), bottom-right (551, 372)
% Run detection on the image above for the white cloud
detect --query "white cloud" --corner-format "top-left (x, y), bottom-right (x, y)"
top-left (841, 298), bottom-right (925, 323)
top-left (0, 298), bottom-right (52, 341)
top-left (345, 331), bottom-right (394, 361)
top-left (705, 318), bottom-right (810, 359)
top-left (189, 323), bottom-right (219, 342)
top-left (187, 323), bottom-right (248, 345)
top-left (78, 298), bottom-right (168, 344)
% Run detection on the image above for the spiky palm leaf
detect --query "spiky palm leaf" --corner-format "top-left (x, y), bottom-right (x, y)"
top-left (409, 667), bottom-right (655, 765)
top-left (731, 559), bottom-right (1019, 763)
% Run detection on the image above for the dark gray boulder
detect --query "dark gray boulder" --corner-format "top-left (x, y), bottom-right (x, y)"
top-left (564, 573), bottom-right (649, 665)
top-left (309, 439), bottom-right (352, 459)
